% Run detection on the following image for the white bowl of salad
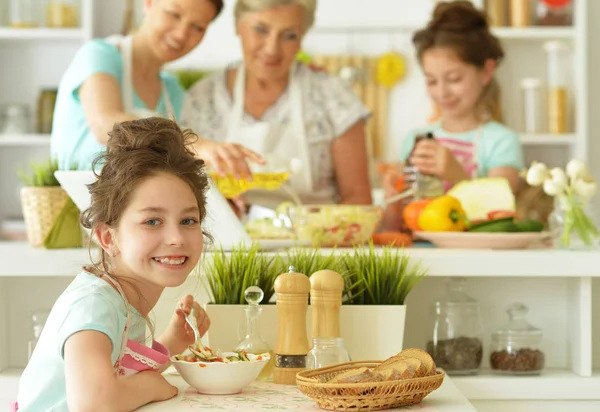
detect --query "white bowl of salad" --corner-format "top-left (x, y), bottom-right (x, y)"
top-left (171, 343), bottom-right (270, 395)
top-left (287, 204), bottom-right (382, 247)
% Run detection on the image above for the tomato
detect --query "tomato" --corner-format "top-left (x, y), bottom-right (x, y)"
top-left (402, 199), bottom-right (432, 231)
top-left (487, 210), bottom-right (516, 220)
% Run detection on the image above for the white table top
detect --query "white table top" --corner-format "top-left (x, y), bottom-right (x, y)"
top-left (137, 373), bottom-right (476, 412)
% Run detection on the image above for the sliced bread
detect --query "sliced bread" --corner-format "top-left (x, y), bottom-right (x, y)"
top-left (329, 367), bottom-right (375, 384)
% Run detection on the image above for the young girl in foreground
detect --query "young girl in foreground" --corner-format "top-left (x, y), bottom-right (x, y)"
top-left (382, 1), bottom-right (524, 230)
top-left (17, 117), bottom-right (211, 411)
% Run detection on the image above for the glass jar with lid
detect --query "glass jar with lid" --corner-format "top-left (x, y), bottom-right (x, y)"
top-left (46, 0), bottom-right (80, 28)
top-left (1, 104), bottom-right (30, 134)
top-left (426, 277), bottom-right (484, 375)
top-left (306, 337), bottom-right (351, 369)
top-left (537, 0), bottom-right (573, 26)
top-left (490, 302), bottom-right (545, 375)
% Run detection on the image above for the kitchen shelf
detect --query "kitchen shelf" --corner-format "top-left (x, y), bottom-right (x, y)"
top-left (520, 133), bottom-right (577, 145)
top-left (0, 28), bottom-right (86, 41)
top-left (0, 134), bottom-right (51, 147)
top-left (492, 27), bottom-right (574, 40)
top-left (454, 369), bottom-right (600, 401)
top-left (1, 241), bottom-right (599, 278)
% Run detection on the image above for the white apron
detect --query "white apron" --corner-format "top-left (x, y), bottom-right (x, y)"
top-left (225, 63), bottom-right (313, 208)
top-left (105, 35), bottom-right (174, 119)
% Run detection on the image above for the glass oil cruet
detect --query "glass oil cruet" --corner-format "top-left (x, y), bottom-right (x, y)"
top-left (235, 286), bottom-right (274, 380)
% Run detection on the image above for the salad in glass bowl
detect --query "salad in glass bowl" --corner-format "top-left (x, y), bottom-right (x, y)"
top-left (286, 204), bottom-right (382, 247)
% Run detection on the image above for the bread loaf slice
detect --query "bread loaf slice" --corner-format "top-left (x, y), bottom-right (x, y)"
top-left (395, 348), bottom-right (436, 375)
top-left (329, 367), bottom-right (375, 384)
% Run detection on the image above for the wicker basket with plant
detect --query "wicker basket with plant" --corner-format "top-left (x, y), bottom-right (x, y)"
top-left (17, 158), bottom-right (68, 247)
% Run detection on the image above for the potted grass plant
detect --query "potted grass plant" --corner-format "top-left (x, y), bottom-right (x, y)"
top-left (337, 242), bottom-right (427, 361)
top-left (201, 242), bottom-right (282, 350)
top-left (17, 158), bottom-right (69, 247)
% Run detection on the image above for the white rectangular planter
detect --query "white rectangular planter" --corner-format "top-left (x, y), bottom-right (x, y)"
top-left (203, 304), bottom-right (406, 362)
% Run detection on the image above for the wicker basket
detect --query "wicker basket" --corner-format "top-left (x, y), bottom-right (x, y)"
top-left (296, 361), bottom-right (444, 411)
top-left (20, 186), bottom-right (69, 247)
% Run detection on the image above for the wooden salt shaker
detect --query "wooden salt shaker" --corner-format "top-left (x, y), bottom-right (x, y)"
top-left (273, 266), bottom-right (311, 385)
top-left (310, 269), bottom-right (344, 339)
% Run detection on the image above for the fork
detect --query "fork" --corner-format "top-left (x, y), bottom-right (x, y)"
top-left (185, 306), bottom-right (206, 348)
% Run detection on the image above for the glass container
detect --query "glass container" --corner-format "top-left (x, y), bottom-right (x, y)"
top-left (427, 277), bottom-right (484, 375)
top-left (486, 0), bottom-right (506, 27)
top-left (510, 0), bottom-right (532, 27)
top-left (544, 40), bottom-right (571, 133)
top-left (46, 0), bottom-right (80, 28)
top-left (537, 0), bottom-right (573, 26)
top-left (28, 310), bottom-right (50, 359)
top-left (1, 104), bottom-right (30, 134)
top-left (521, 78), bottom-right (544, 134)
top-left (9, 0), bottom-right (38, 28)
top-left (235, 286), bottom-right (274, 380)
top-left (306, 337), bottom-right (350, 369)
top-left (37, 88), bottom-right (58, 134)
top-left (490, 303), bottom-right (545, 375)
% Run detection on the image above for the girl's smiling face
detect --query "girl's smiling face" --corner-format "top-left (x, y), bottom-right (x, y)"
top-left (102, 172), bottom-right (203, 289)
top-left (422, 47), bottom-right (494, 121)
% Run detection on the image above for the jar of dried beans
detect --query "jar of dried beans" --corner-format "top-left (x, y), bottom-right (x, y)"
top-left (490, 303), bottom-right (545, 375)
top-left (426, 277), bottom-right (484, 376)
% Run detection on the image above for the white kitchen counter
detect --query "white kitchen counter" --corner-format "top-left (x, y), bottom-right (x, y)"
top-left (1, 241), bottom-right (600, 277)
top-left (137, 373), bottom-right (476, 412)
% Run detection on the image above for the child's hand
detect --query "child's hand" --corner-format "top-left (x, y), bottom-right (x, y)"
top-left (158, 295), bottom-right (211, 355)
top-left (141, 370), bottom-right (178, 402)
top-left (409, 139), bottom-right (467, 183)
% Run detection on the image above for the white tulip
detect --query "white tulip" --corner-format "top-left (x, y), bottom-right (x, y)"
top-left (543, 178), bottom-right (564, 196)
top-left (549, 167), bottom-right (568, 189)
top-left (573, 179), bottom-right (598, 198)
top-left (526, 162), bottom-right (549, 186)
top-left (566, 159), bottom-right (589, 182)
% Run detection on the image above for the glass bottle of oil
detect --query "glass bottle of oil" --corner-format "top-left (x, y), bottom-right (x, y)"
top-left (235, 286), bottom-right (274, 381)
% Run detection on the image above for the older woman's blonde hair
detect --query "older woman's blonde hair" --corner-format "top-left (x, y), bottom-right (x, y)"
top-left (234, 0), bottom-right (317, 31)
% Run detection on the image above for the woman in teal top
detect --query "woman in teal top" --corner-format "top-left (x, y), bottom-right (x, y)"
top-left (51, 0), bottom-right (223, 170)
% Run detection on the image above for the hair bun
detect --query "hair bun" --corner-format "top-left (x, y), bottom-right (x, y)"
top-left (106, 117), bottom-right (195, 157)
top-left (430, 1), bottom-right (488, 33)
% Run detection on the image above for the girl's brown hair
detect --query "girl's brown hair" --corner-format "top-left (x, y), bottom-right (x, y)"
top-left (207, 0), bottom-right (225, 20)
top-left (413, 1), bottom-right (505, 121)
top-left (81, 117), bottom-right (209, 278)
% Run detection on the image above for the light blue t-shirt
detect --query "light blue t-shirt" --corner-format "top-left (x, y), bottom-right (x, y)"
top-left (17, 271), bottom-right (146, 412)
top-left (399, 121), bottom-right (524, 177)
top-left (50, 39), bottom-right (185, 171)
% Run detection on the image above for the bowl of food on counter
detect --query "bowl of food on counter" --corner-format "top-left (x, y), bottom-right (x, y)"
top-left (171, 343), bottom-right (270, 395)
top-left (285, 204), bottom-right (382, 247)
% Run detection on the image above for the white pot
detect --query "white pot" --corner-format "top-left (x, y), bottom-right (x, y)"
top-left (203, 304), bottom-right (406, 362)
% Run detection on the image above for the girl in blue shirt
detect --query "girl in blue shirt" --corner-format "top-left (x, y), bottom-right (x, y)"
top-left (51, 0), bottom-right (223, 171)
top-left (18, 118), bottom-right (211, 411)
top-left (382, 1), bottom-right (524, 229)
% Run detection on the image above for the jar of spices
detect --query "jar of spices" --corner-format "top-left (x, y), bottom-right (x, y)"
top-left (520, 78), bottom-right (544, 134)
top-left (537, 0), bottom-right (573, 26)
top-left (510, 0), bottom-right (532, 27)
top-left (490, 303), bottom-right (545, 375)
top-left (9, 0), bottom-right (38, 28)
top-left (46, 0), bottom-right (80, 28)
top-left (486, 0), bottom-right (507, 27)
top-left (426, 277), bottom-right (484, 375)
top-left (37, 88), bottom-right (58, 134)
top-left (1, 104), bottom-right (30, 134)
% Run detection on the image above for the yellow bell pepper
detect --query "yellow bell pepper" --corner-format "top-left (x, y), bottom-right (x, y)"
top-left (417, 195), bottom-right (467, 232)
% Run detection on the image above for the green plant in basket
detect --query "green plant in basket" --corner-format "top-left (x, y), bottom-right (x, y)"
top-left (203, 242), bottom-right (282, 305)
top-left (340, 242), bottom-right (427, 305)
top-left (17, 157), bottom-right (61, 187)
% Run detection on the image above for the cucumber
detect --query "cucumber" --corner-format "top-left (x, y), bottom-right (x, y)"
top-left (468, 217), bottom-right (516, 233)
top-left (514, 220), bottom-right (545, 232)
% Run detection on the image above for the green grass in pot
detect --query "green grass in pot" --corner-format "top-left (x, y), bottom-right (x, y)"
top-left (17, 157), bottom-right (61, 187)
top-left (340, 242), bottom-right (428, 305)
top-left (203, 243), bottom-right (282, 305)
top-left (282, 247), bottom-right (345, 277)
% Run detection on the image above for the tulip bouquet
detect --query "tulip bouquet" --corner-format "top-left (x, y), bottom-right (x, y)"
top-left (525, 159), bottom-right (598, 249)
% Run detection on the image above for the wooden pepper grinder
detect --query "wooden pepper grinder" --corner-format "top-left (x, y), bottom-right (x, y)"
top-left (273, 265), bottom-right (311, 385)
top-left (310, 269), bottom-right (344, 339)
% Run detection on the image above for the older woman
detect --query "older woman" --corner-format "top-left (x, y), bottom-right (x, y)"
top-left (51, 0), bottom-right (223, 171)
top-left (182, 0), bottom-right (372, 208)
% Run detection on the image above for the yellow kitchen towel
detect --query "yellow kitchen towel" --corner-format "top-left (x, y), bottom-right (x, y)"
top-left (43, 197), bottom-right (83, 249)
